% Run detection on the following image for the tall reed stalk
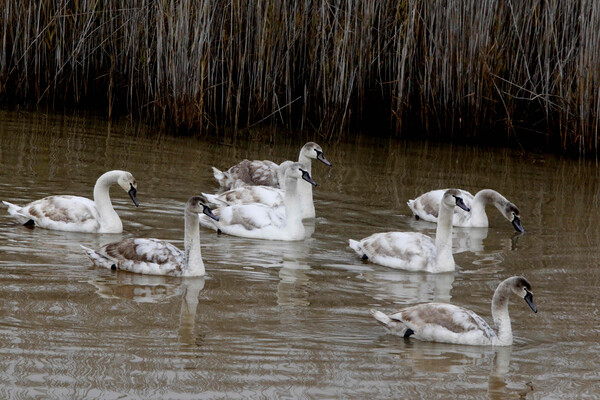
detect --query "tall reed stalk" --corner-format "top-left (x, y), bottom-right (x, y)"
top-left (1, 1), bottom-right (599, 154)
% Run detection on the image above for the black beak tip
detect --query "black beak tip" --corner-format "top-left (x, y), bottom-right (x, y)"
top-left (317, 153), bottom-right (332, 167)
top-left (524, 292), bottom-right (537, 313)
top-left (129, 189), bottom-right (139, 207)
top-left (203, 205), bottom-right (219, 221)
top-left (512, 218), bottom-right (525, 233)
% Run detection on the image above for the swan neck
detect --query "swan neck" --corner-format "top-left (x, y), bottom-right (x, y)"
top-left (184, 209), bottom-right (205, 276)
top-left (434, 201), bottom-right (454, 270)
top-left (93, 171), bottom-right (122, 231)
top-left (470, 193), bottom-right (489, 226)
top-left (298, 152), bottom-right (312, 173)
top-left (491, 282), bottom-right (513, 345)
top-left (297, 178), bottom-right (314, 218)
top-left (283, 176), bottom-right (303, 227)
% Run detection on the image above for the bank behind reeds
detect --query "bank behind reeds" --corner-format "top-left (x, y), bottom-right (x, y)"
top-left (1, 1), bottom-right (599, 153)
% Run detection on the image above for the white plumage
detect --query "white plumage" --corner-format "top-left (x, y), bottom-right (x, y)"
top-left (371, 276), bottom-right (538, 346)
top-left (3, 170), bottom-right (139, 233)
top-left (407, 188), bottom-right (524, 232)
top-left (349, 189), bottom-right (470, 273)
top-left (82, 196), bottom-right (218, 277)
top-left (200, 162), bottom-right (317, 241)
top-left (211, 142), bottom-right (331, 219)
top-left (203, 185), bottom-right (284, 209)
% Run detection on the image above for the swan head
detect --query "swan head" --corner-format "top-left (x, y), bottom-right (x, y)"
top-left (285, 162), bottom-right (318, 186)
top-left (188, 196), bottom-right (219, 221)
top-left (301, 142), bottom-right (332, 167)
top-left (508, 276), bottom-right (537, 313)
top-left (503, 202), bottom-right (524, 233)
top-left (443, 189), bottom-right (470, 212)
top-left (117, 172), bottom-right (139, 207)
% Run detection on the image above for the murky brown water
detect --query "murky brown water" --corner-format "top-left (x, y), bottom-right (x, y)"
top-left (0, 110), bottom-right (599, 399)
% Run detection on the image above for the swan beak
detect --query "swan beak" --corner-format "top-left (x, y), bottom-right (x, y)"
top-left (128, 184), bottom-right (140, 207)
top-left (316, 150), bottom-right (332, 167)
top-left (512, 216), bottom-right (525, 233)
top-left (454, 196), bottom-right (470, 212)
top-left (524, 289), bottom-right (537, 313)
top-left (300, 169), bottom-right (318, 186)
top-left (203, 205), bottom-right (219, 221)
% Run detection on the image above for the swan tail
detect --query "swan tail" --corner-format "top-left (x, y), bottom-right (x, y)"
top-left (3, 201), bottom-right (31, 224)
top-left (212, 166), bottom-right (229, 188)
top-left (370, 309), bottom-right (392, 326)
top-left (371, 309), bottom-right (413, 337)
top-left (201, 192), bottom-right (229, 207)
top-left (406, 199), bottom-right (417, 215)
top-left (80, 245), bottom-right (115, 269)
top-left (348, 239), bottom-right (368, 260)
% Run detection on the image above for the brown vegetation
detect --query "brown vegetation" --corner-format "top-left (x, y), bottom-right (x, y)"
top-left (1, 1), bottom-right (599, 154)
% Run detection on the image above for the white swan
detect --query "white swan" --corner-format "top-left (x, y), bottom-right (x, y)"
top-left (371, 275), bottom-right (538, 346)
top-left (200, 162), bottom-right (317, 241)
top-left (407, 189), bottom-right (524, 232)
top-left (3, 170), bottom-right (139, 233)
top-left (211, 142), bottom-right (331, 218)
top-left (82, 196), bottom-right (219, 276)
top-left (348, 189), bottom-right (470, 273)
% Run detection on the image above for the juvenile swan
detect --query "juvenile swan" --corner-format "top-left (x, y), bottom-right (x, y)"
top-left (200, 163), bottom-right (317, 241)
top-left (82, 196), bottom-right (218, 277)
top-left (3, 170), bottom-right (139, 233)
top-left (407, 189), bottom-right (524, 232)
top-left (371, 276), bottom-right (538, 346)
top-left (211, 142), bottom-right (331, 218)
top-left (348, 189), bottom-right (470, 273)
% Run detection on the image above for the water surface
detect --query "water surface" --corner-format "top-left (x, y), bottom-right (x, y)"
top-left (0, 111), bottom-right (599, 398)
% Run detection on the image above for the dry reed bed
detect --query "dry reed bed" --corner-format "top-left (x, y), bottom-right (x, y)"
top-left (1, 1), bottom-right (599, 153)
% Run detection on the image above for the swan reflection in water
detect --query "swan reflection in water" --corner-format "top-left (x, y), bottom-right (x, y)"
top-left (375, 341), bottom-right (531, 398)
top-left (88, 273), bottom-right (205, 344)
top-left (364, 269), bottom-right (455, 304)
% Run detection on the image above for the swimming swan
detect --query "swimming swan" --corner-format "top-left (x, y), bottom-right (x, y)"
top-left (3, 170), bottom-right (139, 233)
top-left (349, 189), bottom-right (470, 273)
top-left (371, 275), bottom-right (538, 346)
top-left (211, 142), bottom-right (331, 218)
top-left (407, 189), bottom-right (524, 232)
top-left (82, 196), bottom-right (218, 276)
top-left (200, 162), bottom-right (317, 241)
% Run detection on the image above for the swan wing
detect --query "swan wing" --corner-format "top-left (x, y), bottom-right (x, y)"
top-left (200, 203), bottom-right (295, 239)
top-left (391, 303), bottom-right (496, 345)
top-left (222, 159), bottom-right (280, 188)
top-left (351, 232), bottom-right (437, 272)
top-left (204, 186), bottom-right (284, 208)
top-left (98, 238), bottom-right (184, 276)
top-left (16, 195), bottom-right (102, 232)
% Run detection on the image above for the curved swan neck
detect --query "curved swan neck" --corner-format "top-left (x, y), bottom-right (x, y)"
top-left (491, 281), bottom-right (513, 345)
top-left (434, 201), bottom-right (455, 270)
top-left (183, 208), bottom-right (205, 276)
top-left (93, 171), bottom-right (123, 231)
top-left (472, 190), bottom-right (506, 226)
